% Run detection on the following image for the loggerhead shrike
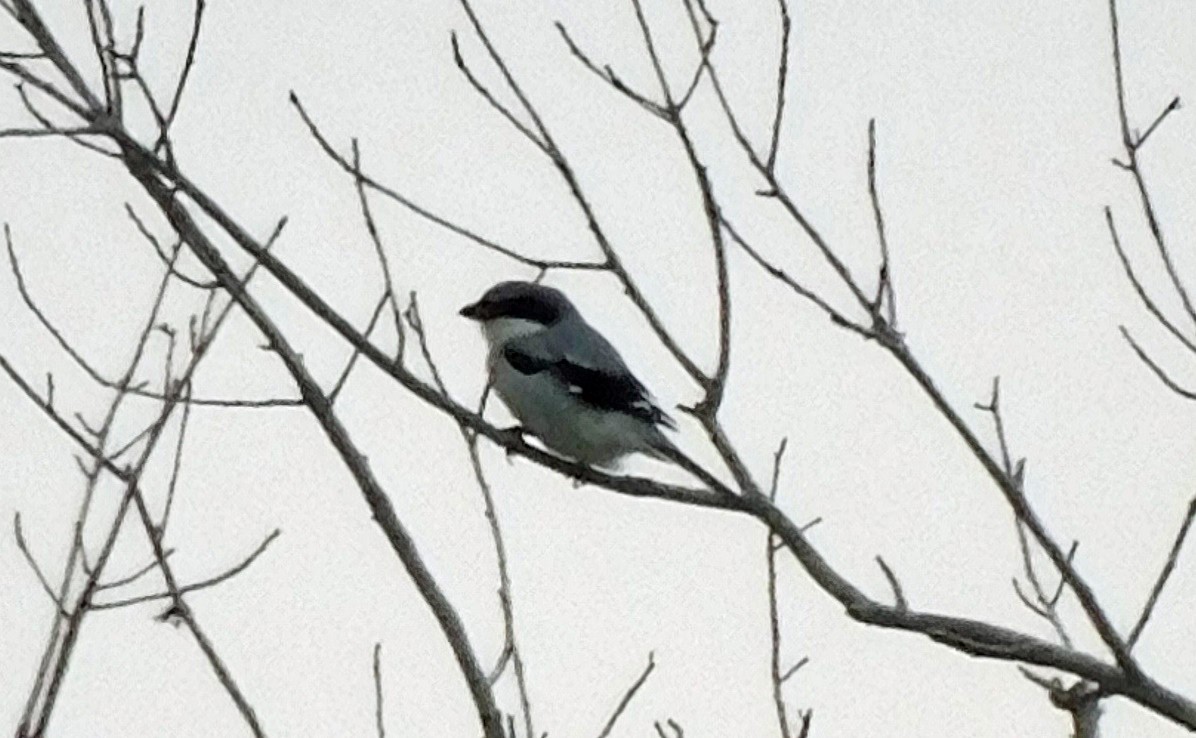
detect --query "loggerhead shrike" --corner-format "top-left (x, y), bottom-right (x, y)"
top-left (460, 281), bottom-right (683, 470)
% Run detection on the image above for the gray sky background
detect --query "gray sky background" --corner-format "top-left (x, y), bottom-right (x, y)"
top-left (0, 0), bottom-right (1193, 736)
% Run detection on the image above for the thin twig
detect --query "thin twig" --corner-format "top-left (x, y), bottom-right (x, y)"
top-left (765, 0), bottom-right (790, 171)
top-left (155, 0), bottom-right (205, 153)
top-left (406, 294), bottom-right (536, 738)
top-left (455, 0), bottom-right (707, 385)
top-left (875, 556), bottom-right (907, 611)
top-left (1107, 0), bottom-right (1196, 328)
top-left (1135, 96), bottom-right (1181, 150)
top-left (1012, 519), bottom-right (1075, 649)
top-left (13, 513), bottom-right (69, 616)
top-left (867, 119), bottom-right (896, 327)
top-left (654, 719), bottom-right (684, 738)
top-left (767, 438), bottom-right (793, 738)
top-left (159, 381), bottom-right (194, 533)
top-left (1128, 496), bottom-right (1196, 649)
top-left (451, 33), bottom-right (549, 149)
top-left (126, 203), bottom-right (218, 289)
top-left (291, 94), bottom-right (602, 273)
top-left (0, 124), bottom-right (96, 138)
top-left (1120, 326), bottom-right (1196, 400)
top-left (329, 293), bottom-right (389, 404)
top-left (554, 23), bottom-right (668, 119)
top-left (779, 657), bottom-right (809, 683)
top-left (374, 643), bottom-right (386, 738)
top-left (9, 0), bottom-right (102, 111)
top-left (96, 549), bottom-right (178, 591)
top-left (352, 139), bottom-right (405, 359)
top-left (8, 219), bottom-right (298, 408)
top-left (1105, 208), bottom-right (1196, 354)
top-left (722, 214), bottom-right (872, 339)
top-left (13, 219), bottom-right (180, 736)
top-left (596, 653), bottom-right (656, 738)
top-left (121, 142), bottom-right (507, 737)
top-left (91, 530), bottom-right (281, 610)
top-left (11, 78), bottom-right (115, 157)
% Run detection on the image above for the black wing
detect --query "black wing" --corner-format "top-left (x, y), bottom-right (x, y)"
top-left (503, 342), bottom-right (675, 428)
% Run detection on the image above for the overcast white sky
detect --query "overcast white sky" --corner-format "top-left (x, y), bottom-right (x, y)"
top-left (1, 0), bottom-right (1194, 736)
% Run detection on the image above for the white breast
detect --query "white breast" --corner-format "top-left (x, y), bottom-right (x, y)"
top-left (482, 317), bottom-right (546, 348)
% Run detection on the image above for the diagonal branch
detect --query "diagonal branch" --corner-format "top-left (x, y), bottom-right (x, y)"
top-left (1120, 326), bottom-right (1196, 400)
top-left (119, 142), bottom-right (507, 738)
top-left (595, 652), bottom-right (656, 738)
top-left (454, 0), bottom-right (707, 387)
top-left (1128, 496), bottom-right (1196, 649)
top-left (90, 530), bottom-right (281, 610)
top-left (1107, 0), bottom-right (1195, 329)
top-left (1105, 208), bottom-right (1196, 354)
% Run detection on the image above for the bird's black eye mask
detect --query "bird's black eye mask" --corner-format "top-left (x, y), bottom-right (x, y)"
top-left (462, 295), bottom-right (561, 325)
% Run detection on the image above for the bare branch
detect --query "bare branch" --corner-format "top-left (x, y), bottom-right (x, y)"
top-left (795, 710), bottom-right (813, 738)
top-left (82, 0), bottom-right (118, 117)
top-left (13, 513), bottom-right (69, 616)
top-left (454, 0), bottom-right (708, 385)
top-left (779, 657), bottom-right (809, 684)
top-left (555, 22), bottom-right (668, 119)
top-left (9, 0), bottom-right (102, 111)
top-left (1107, 0), bottom-right (1196, 328)
top-left (0, 59), bottom-right (90, 120)
top-left (352, 139), bottom-right (405, 359)
top-left (374, 643), bottom-right (386, 738)
top-left (1135, 96), bottom-right (1181, 149)
top-left (120, 144), bottom-right (507, 737)
top-left (158, 381), bottom-right (193, 533)
top-left (406, 294), bottom-right (536, 738)
top-left (159, 0), bottom-right (206, 145)
top-left (1022, 671), bottom-right (1103, 738)
top-left (1105, 208), bottom-right (1196, 354)
top-left (291, 93), bottom-right (603, 273)
top-left (765, 0), bottom-right (791, 172)
top-left (10, 221), bottom-right (269, 738)
top-left (875, 556), bottom-right (907, 611)
top-left (8, 220), bottom-right (298, 408)
top-left (1013, 518), bottom-right (1075, 649)
top-left (126, 203), bottom-right (218, 289)
top-left (450, 32), bottom-right (550, 150)
top-left (91, 530), bottom-right (281, 610)
top-left (1120, 326), bottom-right (1196, 400)
top-left (867, 119), bottom-right (896, 327)
top-left (767, 437), bottom-right (793, 738)
top-left (329, 293), bottom-right (389, 404)
top-left (485, 639), bottom-right (512, 686)
top-left (596, 652), bottom-right (656, 738)
top-left (96, 549), bottom-right (177, 591)
top-left (654, 719), bottom-right (685, 738)
top-left (675, 22), bottom-right (716, 111)
top-left (1128, 496), bottom-right (1196, 649)
top-left (722, 214), bottom-right (872, 339)
top-left (0, 123), bottom-right (97, 138)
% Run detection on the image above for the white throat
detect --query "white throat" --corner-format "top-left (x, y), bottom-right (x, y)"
top-left (481, 317), bottom-right (548, 351)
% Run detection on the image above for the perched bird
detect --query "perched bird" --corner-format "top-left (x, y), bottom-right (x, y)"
top-left (460, 281), bottom-right (681, 469)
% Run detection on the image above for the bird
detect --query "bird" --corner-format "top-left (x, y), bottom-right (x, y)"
top-left (459, 280), bottom-right (683, 470)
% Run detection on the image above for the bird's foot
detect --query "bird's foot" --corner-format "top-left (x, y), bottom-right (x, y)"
top-left (497, 425), bottom-right (528, 464)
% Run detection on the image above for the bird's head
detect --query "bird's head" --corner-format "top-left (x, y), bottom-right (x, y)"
top-left (460, 281), bottom-right (576, 346)
top-left (460, 281), bottom-right (574, 324)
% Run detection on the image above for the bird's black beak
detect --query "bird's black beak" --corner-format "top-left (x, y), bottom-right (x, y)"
top-left (459, 301), bottom-right (483, 320)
